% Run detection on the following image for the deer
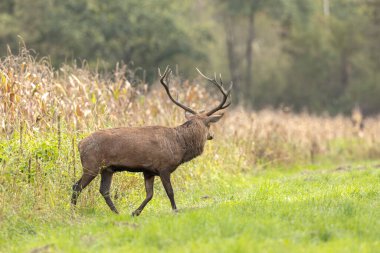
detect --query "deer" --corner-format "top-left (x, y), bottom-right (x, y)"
top-left (71, 67), bottom-right (233, 216)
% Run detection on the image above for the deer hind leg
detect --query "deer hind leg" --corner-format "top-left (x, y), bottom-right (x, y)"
top-left (100, 168), bottom-right (119, 214)
top-left (132, 172), bottom-right (155, 216)
top-left (71, 171), bottom-right (97, 206)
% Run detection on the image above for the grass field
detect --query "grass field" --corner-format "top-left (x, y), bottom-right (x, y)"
top-left (1, 161), bottom-right (379, 253)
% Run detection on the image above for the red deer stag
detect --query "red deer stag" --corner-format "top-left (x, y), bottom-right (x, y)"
top-left (71, 67), bottom-right (233, 216)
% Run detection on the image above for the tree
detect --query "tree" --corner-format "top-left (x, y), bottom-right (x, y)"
top-left (1, 0), bottom-right (211, 80)
top-left (214, 0), bottom-right (284, 103)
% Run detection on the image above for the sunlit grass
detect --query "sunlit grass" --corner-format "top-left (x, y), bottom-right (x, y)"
top-left (1, 164), bottom-right (379, 253)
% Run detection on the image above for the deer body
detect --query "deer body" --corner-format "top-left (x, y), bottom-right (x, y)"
top-left (79, 120), bottom-right (208, 175)
top-left (71, 67), bottom-right (232, 216)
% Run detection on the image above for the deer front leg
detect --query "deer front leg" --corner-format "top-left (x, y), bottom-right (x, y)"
top-left (132, 172), bottom-right (155, 216)
top-left (160, 171), bottom-right (177, 212)
top-left (100, 169), bottom-right (119, 214)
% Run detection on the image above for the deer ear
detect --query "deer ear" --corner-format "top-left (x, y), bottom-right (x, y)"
top-left (205, 113), bottom-right (224, 124)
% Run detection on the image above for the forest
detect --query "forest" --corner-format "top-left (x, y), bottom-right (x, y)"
top-left (1, 0), bottom-right (379, 114)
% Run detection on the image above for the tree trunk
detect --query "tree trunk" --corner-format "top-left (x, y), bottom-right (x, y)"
top-left (224, 17), bottom-right (242, 100)
top-left (340, 52), bottom-right (350, 93)
top-left (245, 9), bottom-right (255, 101)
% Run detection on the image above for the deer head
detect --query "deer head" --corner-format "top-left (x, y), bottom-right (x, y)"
top-left (159, 66), bottom-right (233, 140)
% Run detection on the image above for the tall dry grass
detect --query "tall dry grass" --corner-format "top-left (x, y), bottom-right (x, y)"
top-left (1, 48), bottom-right (380, 166)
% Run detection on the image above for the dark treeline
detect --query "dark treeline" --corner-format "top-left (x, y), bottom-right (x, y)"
top-left (1, 0), bottom-right (379, 115)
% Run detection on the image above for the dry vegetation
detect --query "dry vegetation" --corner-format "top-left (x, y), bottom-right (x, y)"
top-left (1, 48), bottom-right (380, 164)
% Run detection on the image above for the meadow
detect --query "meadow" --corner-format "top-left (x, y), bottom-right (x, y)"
top-left (0, 50), bottom-right (379, 252)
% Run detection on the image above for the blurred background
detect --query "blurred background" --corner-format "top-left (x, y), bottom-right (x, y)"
top-left (0, 0), bottom-right (379, 115)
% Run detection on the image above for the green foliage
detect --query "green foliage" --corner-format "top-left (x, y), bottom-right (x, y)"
top-left (0, 0), bottom-right (209, 79)
top-left (214, 0), bottom-right (380, 114)
top-left (278, 0), bottom-right (378, 114)
top-left (1, 0), bottom-right (379, 114)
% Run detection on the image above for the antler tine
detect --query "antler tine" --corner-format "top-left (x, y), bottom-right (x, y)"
top-left (159, 66), bottom-right (197, 115)
top-left (158, 66), bottom-right (170, 82)
top-left (197, 68), bottom-right (230, 95)
top-left (196, 68), bottom-right (233, 116)
top-left (158, 67), bottom-right (162, 77)
top-left (221, 82), bottom-right (234, 109)
top-left (221, 84), bottom-right (233, 108)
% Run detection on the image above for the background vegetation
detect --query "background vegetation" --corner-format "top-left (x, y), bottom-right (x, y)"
top-left (1, 0), bottom-right (380, 114)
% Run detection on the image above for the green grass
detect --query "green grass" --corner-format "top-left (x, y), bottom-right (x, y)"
top-left (1, 163), bottom-right (379, 253)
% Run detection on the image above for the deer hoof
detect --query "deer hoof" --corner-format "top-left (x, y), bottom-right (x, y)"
top-left (132, 210), bottom-right (141, 217)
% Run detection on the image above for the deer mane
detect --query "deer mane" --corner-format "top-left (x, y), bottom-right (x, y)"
top-left (175, 119), bottom-right (208, 163)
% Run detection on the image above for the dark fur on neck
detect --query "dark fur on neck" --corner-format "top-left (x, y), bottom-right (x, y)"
top-left (175, 119), bottom-right (208, 163)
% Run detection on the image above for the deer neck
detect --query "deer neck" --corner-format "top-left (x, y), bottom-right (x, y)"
top-left (175, 120), bottom-right (208, 163)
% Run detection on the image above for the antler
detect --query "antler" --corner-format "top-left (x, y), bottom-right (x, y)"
top-left (196, 68), bottom-right (233, 116)
top-left (159, 66), bottom-right (197, 115)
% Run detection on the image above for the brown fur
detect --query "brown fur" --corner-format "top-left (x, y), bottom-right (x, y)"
top-left (78, 118), bottom-right (208, 174)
